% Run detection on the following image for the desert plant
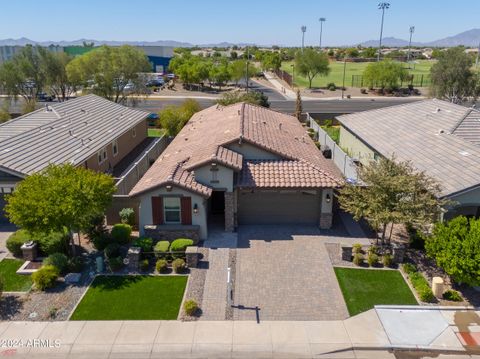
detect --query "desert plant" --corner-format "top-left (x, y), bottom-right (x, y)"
top-left (32, 265), bottom-right (59, 290)
top-left (352, 243), bottom-right (362, 254)
top-left (110, 224), bottom-right (132, 245)
top-left (119, 208), bottom-right (135, 226)
top-left (353, 253), bottom-right (364, 266)
top-left (409, 272), bottom-right (435, 302)
top-left (367, 252), bottom-right (379, 267)
top-left (368, 245), bottom-right (378, 255)
top-left (183, 299), bottom-right (199, 316)
top-left (154, 241), bottom-right (170, 258)
top-left (156, 259), bottom-right (168, 273)
top-left (326, 82), bottom-right (336, 91)
top-left (104, 243), bottom-right (121, 259)
top-left (442, 289), bottom-right (462, 302)
top-left (382, 254), bottom-right (393, 268)
top-left (132, 237), bottom-right (153, 253)
top-left (172, 258), bottom-right (186, 273)
top-left (402, 263), bottom-right (417, 275)
top-left (68, 256), bottom-right (84, 272)
top-left (43, 253), bottom-right (69, 274)
top-left (108, 256), bottom-right (124, 271)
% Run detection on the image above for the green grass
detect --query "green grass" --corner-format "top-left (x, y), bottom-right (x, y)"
top-left (334, 267), bottom-right (417, 316)
top-left (148, 128), bottom-right (166, 137)
top-left (70, 275), bottom-right (187, 320)
top-left (0, 259), bottom-right (32, 292)
top-left (282, 59), bottom-right (435, 88)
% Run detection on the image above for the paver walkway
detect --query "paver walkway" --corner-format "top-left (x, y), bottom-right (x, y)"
top-left (233, 225), bottom-right (350, 321)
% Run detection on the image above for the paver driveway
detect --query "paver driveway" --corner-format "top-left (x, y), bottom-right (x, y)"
top-left (233, 225), bottom-right (350, 321)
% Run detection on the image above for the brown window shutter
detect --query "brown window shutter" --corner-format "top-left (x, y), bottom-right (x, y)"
top-left (181, 197), bottom-right (192, 225)
top-left (151, 197), bottom-right (163, 225)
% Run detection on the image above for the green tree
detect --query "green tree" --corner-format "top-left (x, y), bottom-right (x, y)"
top-left (5, 164), bottom-right (116, 254)
top-left (157, 99), bottom-right (201, 136)
top-left (230, 51), bottom-right (238, 60)
top-left (363, 60), bottom-right (408, 90)
top-left (425, 216), bottom-right (480, 286)
top-left (295, 89), bottom-right (302, 120)
top-left (346, 48), bottom-right (360, 58)
top-left (67, 45), bottom-right (151, 103)
top-left (361, 47), bottom-right (377, 59)
top-left (229, 60), bottom-right (256, 87)
top-left (208, 58), bottom-right (231, 89)
top-left (217, 91), bottom-right (270, 108)
top-left (40, 50), bottom-right (76, 101)
top-left (261, 52), bottom-right (282, 71)
top-left (430, 47), bottom-right (479, 104)
top-left (338, 156), bottom-right (445, 244)
top-left (294, 49), bottom-right (330, 88)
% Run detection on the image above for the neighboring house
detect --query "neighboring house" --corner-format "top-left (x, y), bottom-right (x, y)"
top-left (337, 99), bottom-right (480, 220)
top-left (0, 94), bottom-right (151, 224)
top-left (130, 103), bottom-right (343, 240)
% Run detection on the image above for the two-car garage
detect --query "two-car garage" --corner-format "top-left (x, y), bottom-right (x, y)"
top-left (237, 189), bottom-right (321, 225)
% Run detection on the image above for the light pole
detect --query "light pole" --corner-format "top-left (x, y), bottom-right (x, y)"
top-left (407, 26), bottom-right (415, 67)
top-left (245, 46), bottom-right (249, 93)
top-left (301, 26), bottom-right (307, 52)
top-left (291, 64), bottom-right (295, 87)
top-left (319, 18), bottom-right (326, 50)
top-left (377, 2), bottom-right (390, 61)
top-left (341, 56), bottom-right (347, 99)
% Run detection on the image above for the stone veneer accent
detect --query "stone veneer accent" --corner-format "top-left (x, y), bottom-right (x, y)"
top-left (127, 247), bottom-right (141, 272)
top-left (144, 225), bottom-right (200, 242)
top-left (224, 191), bottom-right (235, 232)
top-left (21, 242), bottom-right (38, 261)
top-left (319, 212), bottom-right (333, 229)
top-left (185, 246), bottom-right (199, 268)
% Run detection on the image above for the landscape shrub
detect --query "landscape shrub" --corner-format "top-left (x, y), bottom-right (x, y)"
top-left (183, 299), bottom-right (199, 316)
top-left (108, 256), bottom-right (124, 271)
top-left (85, 215), bottom-right (110, 250)
top-left (382, 254), bottom-right (393, 268)
top-left (43, 253), bottom-right (69, 274)
top-left (6, 230), bottom-right (69, 257)
top-left (409, 272), bottom-right (435, 302)
top-left (407, 225), bottom-right (426, 250)
top-left (402, 263), bottom-right (417, 275)
top-left (110, 224), bottom-right (132, 245)
top-left (32, 265), bottom-right (59, 290)
top-left (132, 237), bottom-right (153, 253)
top-left (68, 256), bottom-right (84, 273)
top-left (156, 259), bottom-right (168, 273)
top-left (6, 230), bottom-right (30, 257)
top-left (368, 245), bottom-right (378, 255)
top-left (139, 259), bottom-right (150, 271)
top-left (154, 241), bottom-right (170, 258)
top-left (360, 88), bottom-right (367, 94)
top-left (170, 238), bottom-right (193, 258)
top-left (104, 243), bottom-right (121, 259)
top-left (353, 253), bottom-right (364, 266)
top-left (172, 258), bottom-right (186, 273)
top-left (367, 252), bottom-right (378, 267)
top-left (0, 275), bottom-right (3, 297)
top-left (443, 289), bottom-right (462, 302)
top-left (326, 82), bottom-right (337, 91)
top-left (119, 208), bottom-right (135, 226)
top-left (90, 235), bottom-right (111, 251)
top-left (352, 243), bottom-right (362, 254)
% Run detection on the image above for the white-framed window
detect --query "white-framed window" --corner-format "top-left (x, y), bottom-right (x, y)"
top-left (164, 197), bottom-right (181, 224)
top-left (132, 128), bottom-right (136, 138)
top-left (97, 147), bottom-right (107, 164)
top-left (112, 140), bottom-right (119, 157)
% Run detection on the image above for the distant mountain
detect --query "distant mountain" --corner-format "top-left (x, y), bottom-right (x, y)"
top-left (359, 37), bottom-right (416, 47)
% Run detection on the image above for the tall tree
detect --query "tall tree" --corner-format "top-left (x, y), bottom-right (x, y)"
top-left (295, 89), bottom-right (302, 120)
top-left (338, 156), bottom-right (445, 243)
top-left (363, 60), bottom-right (409, 91)
top-left (5, 164), bottom-right (116, 254)
top-left (67, 45), bottom-right (151, 103)
top-left (40, 50), bottom-right (76, 101)
top-left (294, 48), bottom-right (330, 88)
top-left (261, 52), bottom-right (282, 71)
top-left (157, 99), bottom-right (201, 136)
top-left (430, 47), bottom-right (479, 104)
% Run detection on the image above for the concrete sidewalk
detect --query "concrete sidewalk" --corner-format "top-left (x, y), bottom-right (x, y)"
top-left (0, 307), bottom-right (475, 358)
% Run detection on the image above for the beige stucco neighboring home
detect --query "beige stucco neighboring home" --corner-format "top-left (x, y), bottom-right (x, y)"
top-left (336, 99), bottom-right (480, 220)
top-left (130, 102), bottom-right (343, 241)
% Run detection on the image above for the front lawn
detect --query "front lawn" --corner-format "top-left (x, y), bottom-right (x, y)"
top-left (334, 267), bottom-right (417, 316)
top-left (70, 275), bottom-right (187, 320)
top-left (0, 259), bottom-right (32, 292)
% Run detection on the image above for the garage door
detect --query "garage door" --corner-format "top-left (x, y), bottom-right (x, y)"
top-left (0, 194), bottom-right (9, 225)
top-left (238, 190), bottom-right (320, 225)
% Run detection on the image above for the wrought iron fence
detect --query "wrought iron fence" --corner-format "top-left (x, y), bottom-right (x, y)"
top-left (351, 74), bottom-right (431, 88)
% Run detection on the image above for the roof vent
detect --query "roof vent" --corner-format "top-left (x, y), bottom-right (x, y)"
top-left (80, 109), bottom-right (86, 114)
top-left (433, 108), bottom-right (441, 113)
top-left (459, 150), bottom-right (470, 156)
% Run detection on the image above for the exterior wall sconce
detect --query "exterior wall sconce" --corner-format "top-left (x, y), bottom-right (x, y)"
top-left (193, 203), bottom-right (199, 214)
top-left (166, 185), bottom-right (172, 192)
top-left (325, 193), bottom-right (331, 203)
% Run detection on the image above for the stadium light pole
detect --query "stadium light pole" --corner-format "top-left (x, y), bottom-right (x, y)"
top-left (301, 26), bottom-right (307, 52)
top-left (407, 26), bottom-right (415, 66)
top-left (319, 18), bottom-right (326, 50)
top-left (377, 2), bottom-right (390, 61)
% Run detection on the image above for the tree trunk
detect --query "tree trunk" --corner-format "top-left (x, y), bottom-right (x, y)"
top-left (381, 223), bottom-right (387, 245)
top-left (69, 230), bottom-right (76, 256)
top-left (388, 223), bottom-right (394, 244)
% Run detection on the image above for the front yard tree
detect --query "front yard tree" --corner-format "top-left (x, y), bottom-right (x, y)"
top-left (40, 50), bottom-right (76, 101)
top-left (430, 47), bottom-right (480, 104)
top-left (363, 60), bottom-right (408, 91)
top-left (425, 216), bottom-right (480, 286)
top-left (5, 164), bottom-right (116, 254)
top-left (338, 156), bottom-right (444, 244)
top-left (67, 45), bottom-right (151, 103)
top-left (158, 99), bottom-right (201, 136)
top-left (295, 48), bottom-right (330, 89)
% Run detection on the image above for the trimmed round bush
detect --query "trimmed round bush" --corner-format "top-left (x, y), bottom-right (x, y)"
top-left (154, 241), bottom-right (170, 258)
top-left (132, 237), bottom-right (153, 253)
top-left (156, 259), bottom-right (168, 273)
top-left (6, 230), bottom-right (29, 257)
top-left (170, 238), bottom-right (193, 258)
top-left (108, 256), bottom-right (124, 271)
top-left (443, 289), bottom-right (462, 302)
top-left (68, 256), bottom-right (84, 273)
top-left (43, 253), bottom-right (69, 274)
top-left (140, 259), bottom-right (149, 271)
top-left (90, 234), bottom-right (111, 251)
top-left (36, 232), bottom-right (69, 255)
top-left (119, 208), bottom-right (135, 226)
top-left (111, 224), bottom-right (132, 245)
top-left (353, 253), bottom-right (363, 266)
top-left (352, 243), bottom-right (362, 254)
top-left (104, 243), bottom-right (121, 259)
top-left (382, 254), bottom-right (393, 268)
top-left (32, 265), bottom-right (59, 290)
top-left (172, 258), bottom-right (186, 274)
top-left (184, 299), bottom-right (199, 316)
top-left (367, 253), bottom-right (379, 267)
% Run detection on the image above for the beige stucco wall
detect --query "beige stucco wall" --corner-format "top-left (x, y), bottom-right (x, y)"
top-left (228, 142), bottom-right (282, 160)
top-left (320, 188), bottom-right (333, 214)
top-left (339, 126), bottom-right (377, 166)
top-left (194, 164), bottom-right (234, 192)
top-left (84, 120), bottom-right (147, 173)
top-left (138, 186), bottom-right (208, 239)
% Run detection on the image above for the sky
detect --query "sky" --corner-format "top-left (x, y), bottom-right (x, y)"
top-left (0, 0), bottom-right (479, 46)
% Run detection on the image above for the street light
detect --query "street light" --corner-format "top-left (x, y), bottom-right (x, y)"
top-left (319, 18), bottom-right (326, 50)
top-left (377, 2), bottom-right (390, 61)
top-left (407, 26), bottom-right (415, 66)
top-left (291, 64), bottom-right (295, 87)
top-left (301, 26), bottom-right (307, 52)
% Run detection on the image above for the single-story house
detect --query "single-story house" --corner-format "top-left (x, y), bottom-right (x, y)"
top-left (337, 99), bottom-right (480, 220)
top-left (0, 94), bottom-right (151, 224)
top-left (130, 102), bottom-right (343, 240)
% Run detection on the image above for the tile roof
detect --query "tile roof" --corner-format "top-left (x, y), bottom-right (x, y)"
top-left (0, 95), bottom-right (148, 176)
top-left (130, 102), bottom-right (342, 197)
top-left (337, 99), bottom-right (480, 197)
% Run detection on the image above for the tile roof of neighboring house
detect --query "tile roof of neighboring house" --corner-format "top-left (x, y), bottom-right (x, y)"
top-left (130, 102), bottom-right (342, 197)
top-left (337, 99), bottom-right (480, 197)
top-left (0, 94), bottom-right (148, 176)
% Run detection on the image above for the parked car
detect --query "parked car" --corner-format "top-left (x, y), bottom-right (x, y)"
top-left (147, 113), bottom-right (159, 126)
top-left (146, 79), bottom-right (164, 87)
top-left (37, 92), bottom-right (55, 102)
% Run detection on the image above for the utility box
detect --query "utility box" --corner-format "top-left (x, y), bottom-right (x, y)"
top-left (21, 241), bottom-right (38, 261)
top-left (432, 277), bottom-right (444, 298)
